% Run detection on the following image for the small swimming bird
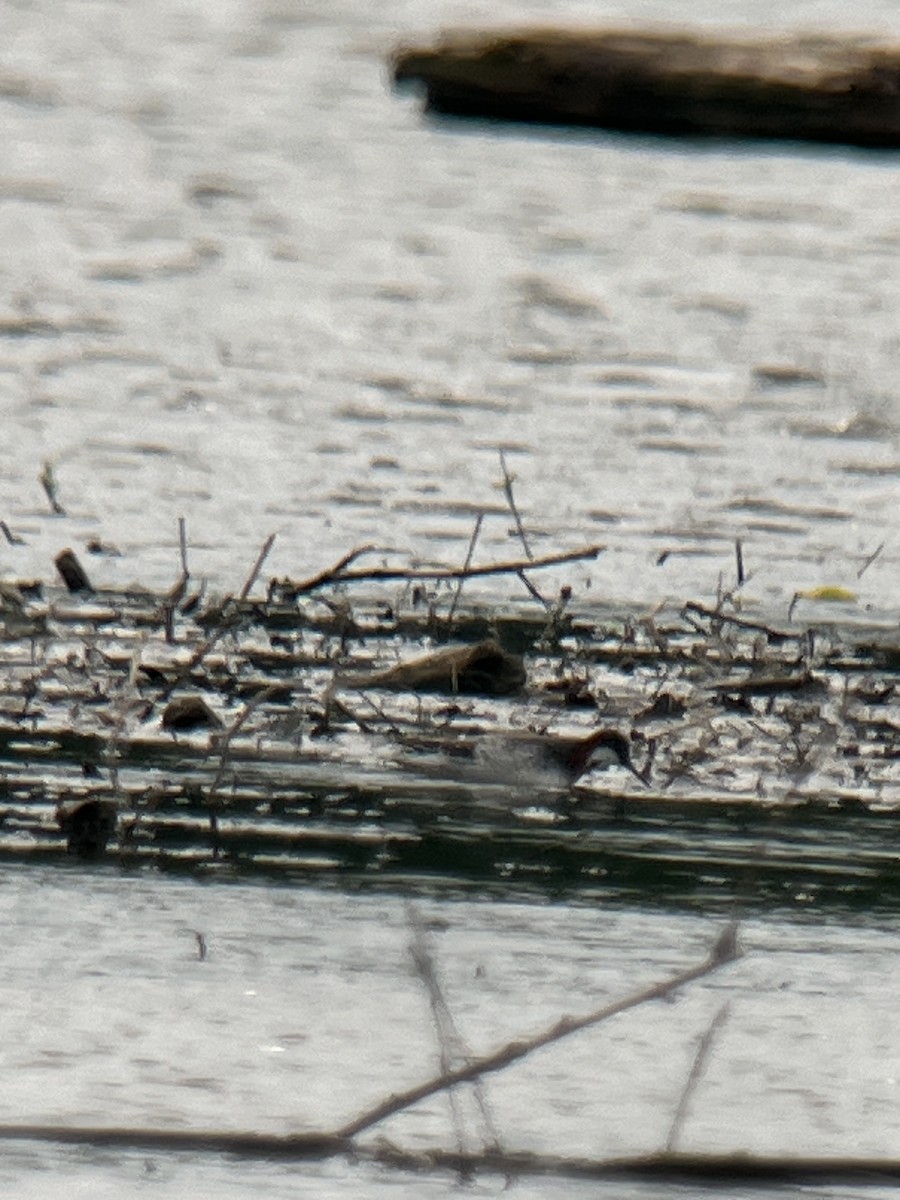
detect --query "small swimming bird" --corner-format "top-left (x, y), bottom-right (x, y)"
top-left (465, 726), bottom-right (642, 790)
top-left (523, 728), bottom-right (642, 787)
top-left (396, 725), bottom-right (642, 792)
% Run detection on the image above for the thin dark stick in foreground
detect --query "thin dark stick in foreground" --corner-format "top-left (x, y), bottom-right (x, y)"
top-left (856, 541), bottom-right (884, 580)
top-left (446, 512), bottom-right (483, 627)
top-left (499, 450), bottom-right (550, 608)
top-left (336, 927), bottom-right (741, 1140)
top-left (665, 1000), bottom-right (731, 1152)
top-left (277, 544), bottom-right (604, 595)
top-left (239, 532), bottom-right (276, 600)
top-left (178, 516), bottom-right (189, 578)
top-left (39, 461), bottom-right (65, 516)
top-left (499, 451), bottom-right (532, 560)
top-left (206, 684), bottom-right (282, 855)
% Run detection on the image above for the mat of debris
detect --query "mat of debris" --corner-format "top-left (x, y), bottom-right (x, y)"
top-left (0, 555), bottom-right (897, 912)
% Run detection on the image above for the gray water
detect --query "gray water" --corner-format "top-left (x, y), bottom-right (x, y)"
top-left (3, 865), bottom-right (900, 1197)
top-left (0, 0), bottom-right (898, 614)
top-left (2, 0), bottom-right (900, 1193)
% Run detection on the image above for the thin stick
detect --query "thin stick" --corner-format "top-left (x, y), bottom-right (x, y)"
top-left (153, 539), bottom-right (281, 710)
top-left (665, 1001), bottom-right (731, 1152)
top-left (272, 544), bottom-right (379, 599)
top-left (0, 521), bottom-right (25, 546)
top-left (734, 539), bottom-right (745, 587)
top-left (408, 907), bottom-right (467, 1154)
top-left (39, 461), bottom-right (65, 516)
top-left (337, 928), bottom-right (741, 1140)
top-left (515, 568), bottom-right (551, 608)
top-left (681, 602), bottom-right (793, 641)
top-left (163, 519), bottom-right (191, 645)
top-left (446, 513), bottom-right (484, 627)
top-left (281, 544), bottom-right (604, 596)
top-left (0, 1125), bottom-right (342, 1157)
top-left (856, 541), bottom-right (884, 580)
top-left (178, 516), bottom-right (189, 578)
top-left (499, 451), bottom-right (550, 609)
top-left (499, 451), bottom-right (532, 560)
top-left (239, 532), bottom-right (276, 601)
top-left (206, 684), bottom-right (282, 856)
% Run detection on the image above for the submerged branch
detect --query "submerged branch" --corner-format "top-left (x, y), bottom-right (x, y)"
top-left (0, 1124), bottom-right (895, 1185)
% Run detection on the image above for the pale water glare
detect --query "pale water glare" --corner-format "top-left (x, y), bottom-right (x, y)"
top-left (0, 0), bottom-right (897, 616)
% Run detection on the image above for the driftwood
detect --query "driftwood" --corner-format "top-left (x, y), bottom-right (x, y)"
top-left (393, 28), bottom-right (900, 147)
top-left (54, 548), bottom-right (93, 594)
top-left (350, 638), bottom-right (525, 697)
top-left (0, 1127), bottom-right (895, 1186)
top-left (271, 543), bottom-right (604, 599)
top-left (0, 1122), bottom-right (895, 1186)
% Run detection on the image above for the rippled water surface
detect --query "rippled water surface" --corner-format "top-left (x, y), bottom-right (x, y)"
top-left (1, 0), bottom-right (900, 1193)
top-left (2, 867), bottom-right (900, 1198)
top-left (0, 0), bottom-right (898, 613)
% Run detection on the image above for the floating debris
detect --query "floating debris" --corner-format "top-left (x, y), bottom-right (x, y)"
top-left (394, 28), bottom-right (900, 148)
top-left (351, 638), bottom-right (526, 696)
top-left (54, 548), bottom-right (93, 594)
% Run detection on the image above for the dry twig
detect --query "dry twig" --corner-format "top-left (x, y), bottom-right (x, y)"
top-left (274, 544), bottom-right (604, 598)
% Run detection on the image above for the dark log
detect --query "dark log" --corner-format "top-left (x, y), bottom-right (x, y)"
top-left (55, 549), bottom-right (93, 593)
top-left (351, 638), bottom-right (526, 697)
top-left (393, 29), bottom-right (900, 147)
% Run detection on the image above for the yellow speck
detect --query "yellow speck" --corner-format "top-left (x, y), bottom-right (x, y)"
top-left (799, 586), bottom-right (856, 603)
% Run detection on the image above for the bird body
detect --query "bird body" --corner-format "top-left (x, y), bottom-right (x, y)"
top-left (467, 727), bottom-right (640, 789)
top-left (532, 728), bottom-right (638, 784)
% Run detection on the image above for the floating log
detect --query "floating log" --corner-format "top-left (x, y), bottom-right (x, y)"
top-left (350, 638), bottom-right (526, 697)
top-left (55, 548), bottom-right (93, 594)
top-left (393, 28), bottom-right (900, 147)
